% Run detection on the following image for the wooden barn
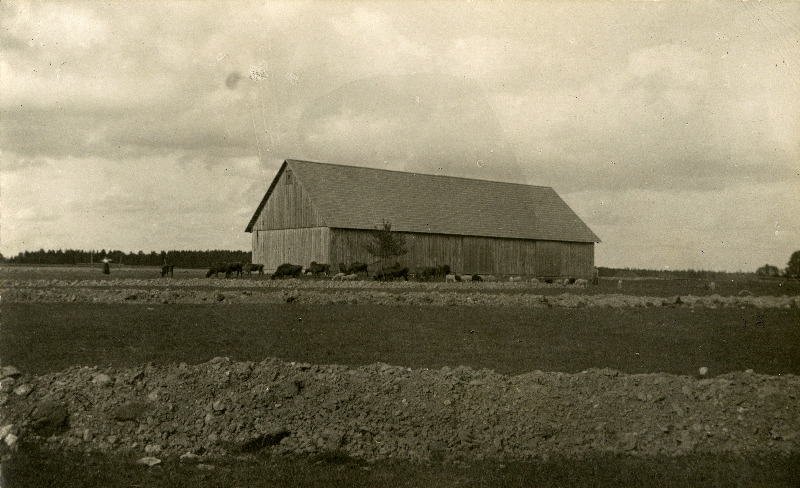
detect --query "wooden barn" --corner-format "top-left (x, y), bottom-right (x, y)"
top-left (245, 159), bottom-right (600, 278)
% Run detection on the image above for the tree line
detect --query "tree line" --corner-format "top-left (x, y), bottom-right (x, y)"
top-left (595, 267), bottom-right (752, 280)
top-left (1, 249), bottom-right (251, 268)
top-left (597, 249), bottom-right (800, 280)
top-left (2, 246), bottom-right (799, 278)
top-left (752, 251), bottom-right (800, 279)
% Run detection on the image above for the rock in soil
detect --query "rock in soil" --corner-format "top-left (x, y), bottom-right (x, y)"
top-left (28, 399), bottom-right (69, 437)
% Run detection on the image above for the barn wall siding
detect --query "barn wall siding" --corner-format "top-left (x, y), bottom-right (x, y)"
top-left (252, 228), bottom-right (330, 271)
top-left (328, 228), bottom-right (594, 278)
top-left (252, 169), bottom-right (324, 231)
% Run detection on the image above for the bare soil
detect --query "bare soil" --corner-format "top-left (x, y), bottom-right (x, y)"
top-left (1, 271), bottom-right (798, 484)
top-left (3, 357), bottom-right (799, 465)
top-left (4, 276), bottom-right (799, 309)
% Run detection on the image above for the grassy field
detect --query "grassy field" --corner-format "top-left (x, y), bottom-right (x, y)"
top-left (3, 303), bottom-right (799, 376)
top-left (1, 264), bottom-right (208, 281)
top-left (2, 267), bottom-right (799, 487)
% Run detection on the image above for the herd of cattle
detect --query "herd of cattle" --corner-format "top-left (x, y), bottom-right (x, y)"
top-left (202, 262), bottom-right (264, 278)
top-left (193, 261), bottom-right (408, 281)
top-left (154, 261), bottom-right (589, 285)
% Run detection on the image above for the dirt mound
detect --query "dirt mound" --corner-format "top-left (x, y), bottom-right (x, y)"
top-left (2, 359), bottom-right (798, 464)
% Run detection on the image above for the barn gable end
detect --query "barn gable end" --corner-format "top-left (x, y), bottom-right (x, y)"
top-left (247, 162), bottom-right (331, 268)
top-left (248, 162), bottom-right (326, 231)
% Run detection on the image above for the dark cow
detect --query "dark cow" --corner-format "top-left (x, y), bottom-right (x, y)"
top-left (374, 262), bottom-right (409, 282)
top-left (271, 263), bottom-right (303, 280)
top-left (339, 262), bottom-right (368, 275)
top-left (306, 261), bottom-right (330, 277)
top-left (161, 264), bottom-right (174, 278)
top-left (225, 262), bottom-right (244, 278)
top-left (349, 262), bottom-right (369, 275)
top-left (245, 263), bottom-right (264, 276)
top-left (415, 266), bottom-right (437, 281)
top-left (415, 264), bottom-right (451, 281)
top-left (207, 263), bottom-right (228, 278)
top-left (471, 274), bottom-right (483, 282)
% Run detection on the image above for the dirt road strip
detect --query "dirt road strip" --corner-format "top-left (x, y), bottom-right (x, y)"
top-left (4, 285), bottom-right (799, 308)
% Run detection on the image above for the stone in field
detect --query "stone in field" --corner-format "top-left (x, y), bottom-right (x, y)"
top-left (240, 428), bottom-right (291, 452)
top-left (29, 399), bottom-right (69, 436)
top-left (145, 444), bottom-right (162, 455)
top-left (4, 433), bottom-right (18, 448)
top-left (137, 456), bottom-right (161, 467)
top-left (1, 366), bottom-right (22, 379)
top-left (180, 452), bottom-right (199, 461)
top-left (0, 378), bottom-right (15, 393)
top-left (92, 374), bottom-right (112, 387)
top-left (108, 400), bottom-right (149, 421)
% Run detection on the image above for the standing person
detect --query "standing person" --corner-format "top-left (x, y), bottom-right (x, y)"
top-left (101, 257), bottom-right (111, 275)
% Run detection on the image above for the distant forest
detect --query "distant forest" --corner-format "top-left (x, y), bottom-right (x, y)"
top-left (595, 267), bottom-right (755, 280)
top-left (1, 249), bottom-right (251, 268)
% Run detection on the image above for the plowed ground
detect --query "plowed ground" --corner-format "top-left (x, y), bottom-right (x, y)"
top-left (1, 268), bottom-right (799, 487)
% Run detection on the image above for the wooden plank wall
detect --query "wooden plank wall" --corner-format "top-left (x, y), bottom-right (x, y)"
top-left (534, 240), bottom-right (563, 277)
top-left (327, 228), bottom-right (384, 269)
top-left (560, 240), bottom-right (595, 277)
top-left (251, 228), bottom-right (330, 271)
top-left (329, 228), bottom-right (594, 277)
top-left (252, 169), bottom-right (324, 231)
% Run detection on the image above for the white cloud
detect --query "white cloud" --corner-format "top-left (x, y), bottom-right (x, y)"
top-left (1, 152), bottom-right (262, 254)
top-left (328, 6), bottom-right (431, 78)
top-left (626, 44), bottom-right (710, 85)
top-left (3, 2), bottom-right (110, 50)
top-left (1, 1), bottom-right (797, 270)
top-left (565, 179), bottom-right (800, 271)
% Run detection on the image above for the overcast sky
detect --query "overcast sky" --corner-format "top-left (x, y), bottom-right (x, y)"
top-left (2, 1), bottom-right (798, 271)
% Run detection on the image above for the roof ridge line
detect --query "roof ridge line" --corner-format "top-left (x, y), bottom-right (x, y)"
top-left (285, 159), bottom-right (553, 190)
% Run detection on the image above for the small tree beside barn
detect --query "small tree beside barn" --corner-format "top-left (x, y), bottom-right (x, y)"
top-left (365, 220), bottom-right (408, 265)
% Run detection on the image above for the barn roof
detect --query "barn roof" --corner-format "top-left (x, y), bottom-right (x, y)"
top-left (246, 159), bottom-right (600, 243)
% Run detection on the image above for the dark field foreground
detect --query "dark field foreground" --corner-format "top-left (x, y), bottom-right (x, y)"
top-left (2, 289), bottom-right (799, 486)
top-left (4, 446), bottom-right (798, 488)
top-left (3, 303), bottom-right (800, 376)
